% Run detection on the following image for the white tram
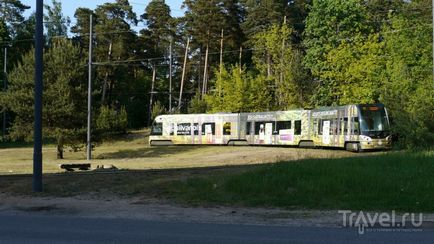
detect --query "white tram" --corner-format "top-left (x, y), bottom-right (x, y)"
top-left (149, 104), bottom-right (392, 151)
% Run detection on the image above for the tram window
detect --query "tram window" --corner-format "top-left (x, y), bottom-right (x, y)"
top-left (318, 119), bottom-right (322, 135)
top-left (255, 122), bottom-right (274, 135)
top-left (201, 123), bottom-right (215, 135)
top-left (255, 122), bottom-right (264, 135)
top-left (193, 123), bottom-right (199, 135)
top-left (151, 122), bottom-right (163, 136)
top-left (313, 119), bottom-right (318, 135)
top-left (177, 123), bottom-right (192, 136)
top-left (276, 121), bottom-right (291, 130)
top-left (223, 122), bottom-right (231, 135)
top-left (246, 122), bottom-right (251, 135)
top-left (331, 119), bottom-right (338, 135)
top-left (295, 120), bottom-right (302, 135)
top-left (352, 117), bottom-right (360, 134)
top-left (341, 118), bottom-right (349, 134)
top-left (170, 123), bottom-right (175, 136)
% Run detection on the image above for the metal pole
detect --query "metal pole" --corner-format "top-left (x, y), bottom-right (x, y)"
top-left (220, 29), bottom-right (223, 74)
top-left (179, 38), bottom-right (189, 108)
top-left (87, 14), bottom-right (93, 161)
top-left (169, 38), bottom-right (172, 112)
top-left (2, 46), bottom-right (6, 141)
top-left (33, 0), bottom-right (44, 193)
top-left (148, 65), bottom-right (156, 126)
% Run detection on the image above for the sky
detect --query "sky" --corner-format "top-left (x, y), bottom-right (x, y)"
top-left (21, 0), bottom-right (185, 23)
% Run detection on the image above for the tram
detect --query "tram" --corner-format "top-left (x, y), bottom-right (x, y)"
top-left (149, 104), bottom-right (392, 151)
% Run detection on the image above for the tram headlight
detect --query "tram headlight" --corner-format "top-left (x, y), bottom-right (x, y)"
top-left (386, 135), bottom-right (393, 143)
top-left (360, 135), bottom-right (372, 142)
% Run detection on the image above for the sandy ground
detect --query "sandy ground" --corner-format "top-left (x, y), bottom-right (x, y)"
top-left (1, 193), bottom-right (434, 228)
top-left (0, 193), bottom-right (368, 227)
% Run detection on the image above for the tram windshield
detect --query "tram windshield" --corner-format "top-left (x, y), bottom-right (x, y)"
top-left (151, 121), bottom-right (163, 135)
top-left (358, 105), bottom-right (390, 138)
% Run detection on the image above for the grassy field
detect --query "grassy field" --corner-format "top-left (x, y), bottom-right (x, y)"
top-left (164, 151), bottom-right (434, 212)
top-left (1, 131), bottom-right (432, 212)
top-left (0, 130), bottom-right (360, 174)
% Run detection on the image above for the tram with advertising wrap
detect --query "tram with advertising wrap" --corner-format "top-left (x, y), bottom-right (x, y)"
top-left (149, 104), bottom-right (392, 151)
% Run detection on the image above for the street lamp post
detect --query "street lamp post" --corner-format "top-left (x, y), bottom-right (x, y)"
top-left (2, 46), bottom-right (7, 141)
top-left (33, 0), bottom-right (43, 192)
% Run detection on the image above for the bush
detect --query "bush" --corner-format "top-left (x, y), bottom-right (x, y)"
top-left (188, 94), bottom-right (208, 114)
top-left (96, 106), bottom-right (128, 135)
top-left (151, 101), bottom-right (166, 120)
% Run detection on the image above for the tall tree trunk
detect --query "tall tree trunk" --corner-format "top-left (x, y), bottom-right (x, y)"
top-left (101, 42), bottom-right (113, 105)
top-left (57, 135), bottom-right (64, 159)
top-left (267, 52), bottom-right (272, 78)
top-left (202, 43), bottom-right (209, 97)
top-left (239, 46), bottom-right (243, 73)
top-left (148, 65), bottom-right (156, 126)
top-left (179, 38), bottom-right (190, 108)
top-left (219, 29), bottom-right (224, 75)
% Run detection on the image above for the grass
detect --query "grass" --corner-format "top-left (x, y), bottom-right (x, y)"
top-left (163, 151), bottom-right (434, 212)
top-left (2, 130), bottom-right (432, 212)
top-left (0, 129), bottom-right (359, 174)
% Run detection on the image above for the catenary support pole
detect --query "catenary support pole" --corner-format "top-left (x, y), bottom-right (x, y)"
top-left (33, 0), bottom-right (43, 192)
top-left (179, 38), bottom-right (189, 108)
top-left (148, 64), bottom-right (156, 126)
top-left (169, 38), bottom-right (173, 112)
top-left (87, 14), bottom-right (93, 161)
top-left (2, 46), bottom-right (6, 141)
top-left (220, 29), bottom-right (224, 74)
top-left (202, 44), bottom-right (209, 96)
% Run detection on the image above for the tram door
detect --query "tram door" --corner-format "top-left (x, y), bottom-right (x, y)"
top-left (265, 123), bottom-right (273, 144)
top-left (215, 118), bottom-right (223, 144)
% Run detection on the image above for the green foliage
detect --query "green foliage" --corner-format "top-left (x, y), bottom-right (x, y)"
top-left (321, 34), bottom-right (385, 105)
top-left (188, 94), bottom-right (208, 114)
top-left (241, 0), bottom-right (287, 39)
top-left (183, 0), bottom-right (244, 64)
top-left (379, 4), bottom-right (434, 148)
top-left (44, 0), bottom-right (71, 40)
top-left (0, 39), bottom-right (87, 152)
top-left (304, 0), bottom-right (370, 105)
top-left (205, 65), bottom-right (272, 113)
top-left (1, 0), bottom-right (433, 149)
top-left (252, 24), bottom-right (310, 109)
top-left (142, 0), bottom-right (173, 54)
top-left (151, 101), bottom-right (166, 120)
top-left (96, 106), bottom-right (128, 134)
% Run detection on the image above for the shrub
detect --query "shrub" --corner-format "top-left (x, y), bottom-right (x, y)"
top-left (96, 106), bottom-right (128, 135)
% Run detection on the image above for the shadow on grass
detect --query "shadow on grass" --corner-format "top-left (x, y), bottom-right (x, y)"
top-left (0, 141), bottom-right (34, 149)
top-left (0, 138), bottom-right (57, 149)
top-left (2, 151), bottom-right (433, 212)
top-left (0, 164), bottom-right (254, 198)
top-left (96, 146), bottom-right (204, 159)
top-left (99, 130), bottom-right (150, 144)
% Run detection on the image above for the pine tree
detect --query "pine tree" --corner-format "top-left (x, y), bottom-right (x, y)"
top-left (241, 0), bottom-right (288, 40)
top-left (0, 39), bottom-right (87, 158)
top-left (182, 0), bottom-right (245, 95)
top-left (44, 0), bottom-right (71, 42)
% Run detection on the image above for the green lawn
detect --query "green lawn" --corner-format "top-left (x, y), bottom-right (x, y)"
top-left (1, 131), bottom-right (432, 212)
top-left (162, 151), bottom-right (434, 212)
